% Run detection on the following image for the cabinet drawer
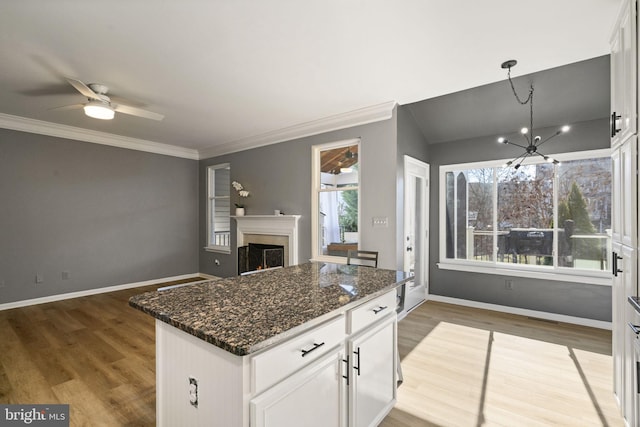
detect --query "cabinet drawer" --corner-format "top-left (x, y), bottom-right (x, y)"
top-left (252, 314), bottom-right (345, 394)
top-left (348, 290), bottom-right (397, 335)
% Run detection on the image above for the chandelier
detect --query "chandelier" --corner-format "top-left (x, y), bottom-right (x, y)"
top-left (498, 60), bottom-right (570, 169)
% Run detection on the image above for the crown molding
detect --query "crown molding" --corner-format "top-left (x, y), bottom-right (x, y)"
top-left (0, 113), bottom-right (199, 160)
top-left (198, 100), bottom-right (397, 159)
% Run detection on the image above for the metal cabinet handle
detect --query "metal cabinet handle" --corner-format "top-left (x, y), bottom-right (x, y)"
top-left (373, 306), bottom-right (388, 314)
top-left (611, 111), bottom-right (622, 137)
top-left (629, 323), bottom-right (640, 335)
top-left (342, 355), bottom-right (350, 385)
top-left (301, 342), bottom-right (325, 357)
top-left (353, 347), bottom-right (361, 376)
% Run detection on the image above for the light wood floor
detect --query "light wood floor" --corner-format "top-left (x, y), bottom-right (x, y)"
top-left (0, 282), bottom-right (625, 426)
top-left (382, 302), bottom-right (624, 427)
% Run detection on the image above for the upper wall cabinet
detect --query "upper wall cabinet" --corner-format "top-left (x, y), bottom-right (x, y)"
top-left (610, 0), bottom-right (637, 149)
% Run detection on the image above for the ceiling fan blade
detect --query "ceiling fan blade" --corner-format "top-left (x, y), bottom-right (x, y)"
top-left (66, 77), bottom-right (99, 99)
top-left (113, 104), bottom-right (164, 121)
top-left (49, 103), bottom-right (84, 111)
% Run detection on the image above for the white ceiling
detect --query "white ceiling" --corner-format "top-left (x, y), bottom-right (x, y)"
top-left (0, 1), bottom-right (622, 158)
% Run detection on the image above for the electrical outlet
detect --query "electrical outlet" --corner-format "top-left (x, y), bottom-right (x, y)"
top-left (35, 273), bottom-right (44, 284)
top-left (62, 271), bottom-right (70, 280)
top-left (505, 280), bottom-right (514, 290)
top-left (214, 259), bottom-right (220, 266)
top-left (189, 377), bottom-right (198, 407)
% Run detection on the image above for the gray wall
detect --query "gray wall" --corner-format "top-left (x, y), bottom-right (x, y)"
top-left (199, 112), bottom-right (399, 277)
top-left (0, 129), bottom-right (199, 304)
top-left (427, 118), bottom-right (612, 321)
top-left (395, 105), bottom-right (430, 267)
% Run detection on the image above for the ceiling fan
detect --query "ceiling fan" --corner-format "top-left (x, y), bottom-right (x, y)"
top-left (54, 77), bottom-right (164, 121)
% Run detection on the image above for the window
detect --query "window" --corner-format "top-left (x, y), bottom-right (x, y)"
top-left (312, 139), bottom-right (360, 261)
top-left (206, 164), bottom-right (231, 252)
top-left (440, 149), bottom-right (611, 281)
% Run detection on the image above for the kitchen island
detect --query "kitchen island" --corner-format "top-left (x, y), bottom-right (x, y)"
top-left (129, 262), bottom-right (412, 427)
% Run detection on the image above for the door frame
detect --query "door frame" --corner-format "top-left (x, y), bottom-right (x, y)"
top-left (403, 155), bottom-right (430, 299)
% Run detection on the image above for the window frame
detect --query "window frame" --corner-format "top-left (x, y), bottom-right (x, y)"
top-left (438, 148), bottom-right (611, 286)
top-left (205, 163), bottom-right (231, 254)
top-left (311, 138), bottom-right (361, 263)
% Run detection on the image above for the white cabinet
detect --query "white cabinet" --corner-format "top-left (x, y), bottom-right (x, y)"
top-left (613, 243), bottom-right (637, 423)
top-left (156, 289), bottom-right (400, 427)
top-left (251, 346), bottom-right (346, 427)
top-left (611, 1), bottom-right (639, 422)
top-left (611, 136), bottom-right (637, 246)
top-left (610, 0), bottom-right (637, 149)
top-left (347, 314), bottom-right (397, 427)
top-left (251, 290), bottom-right (398, 427)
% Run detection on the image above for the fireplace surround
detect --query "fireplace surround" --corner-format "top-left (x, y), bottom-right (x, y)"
top-left (234, 215), bottom-right (301, 271)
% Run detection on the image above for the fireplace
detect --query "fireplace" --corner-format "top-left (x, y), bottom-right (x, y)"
top-left (234, 215), bottom-right (301, 274)
top-left (238, 243), bottom-right (285, 274)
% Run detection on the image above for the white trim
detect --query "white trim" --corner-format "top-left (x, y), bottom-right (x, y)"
top-left (311, 138), bottom-right (361, 260)
top-left (199, 101), bottom-right (395, 159)
top-left (234, 215), bottom-right (301, 266)
top-left (436, 262), bottom-right (612, 286)
top-left (1, 101), bottom-right (395, 161)
top-left (0, 112), bottom-right (199, 160)
top-left (0, 272), bottom-right (216, 311)
top-left (427, 294), bottom-right (611, 330)
top-left (438, 149), bottom-right (613, 284)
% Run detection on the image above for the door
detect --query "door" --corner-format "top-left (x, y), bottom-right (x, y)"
top-left (403, 155), bottom-right (429, 313)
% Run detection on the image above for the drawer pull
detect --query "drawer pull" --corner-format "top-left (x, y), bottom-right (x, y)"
top-left (373, 305), bottom-right (388, 314)
top-left (353, 347), bottom-right (361, 376)
top-left (301, 342), bottom-right (325, 357)
top-left (629, 323), bottom-right (640, 335)
top-left (342, 355), bottom-right (350, 385)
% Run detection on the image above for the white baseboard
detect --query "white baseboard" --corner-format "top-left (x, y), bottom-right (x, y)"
top-left (0, 272), bottom-right (217, 311)
top-left (427, 294), bottom-right (612, 330)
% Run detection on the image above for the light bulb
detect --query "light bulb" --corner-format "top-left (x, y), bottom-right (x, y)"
top-left (520, 127), bottom-right (528, 134)
top-left (561, 125), bottom-right (570, 133)
top-left (497, 137), bottom-right (506, 143)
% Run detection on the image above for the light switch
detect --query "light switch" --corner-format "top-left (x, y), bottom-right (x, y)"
top-left (372, 217), bottom-right (388, 228)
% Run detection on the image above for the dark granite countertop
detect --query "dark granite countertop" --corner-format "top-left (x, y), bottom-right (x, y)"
top-left (129, 262), bottom-right (412, 356)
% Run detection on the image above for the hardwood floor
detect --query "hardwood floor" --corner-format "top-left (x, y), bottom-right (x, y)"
top-left (382, 301), bottom-right (624, 427)
top-left (0, 278), bottom-right (202, 426)
top-left (0, 282), bottom-right (625, 426)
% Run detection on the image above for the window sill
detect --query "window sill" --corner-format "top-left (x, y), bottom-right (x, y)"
top-left (204, 246), bottom-right (231, 254)
top-left (437, 261), bottom-right (611, 286)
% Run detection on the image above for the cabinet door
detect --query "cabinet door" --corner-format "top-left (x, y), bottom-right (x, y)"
top-left (610, 0), bottom-right (637, 148)
top-left (622, 246), bottom-right (638, 424)
top-left (613, 243), bottom-right (624, 407)
top-left (611, 137), bottom-right (638, 247)
top-left (621, 137), bottom-right (637, 247)
top-left (348, 315), bottom-right (397, 427)
top-left (251, 346), bottom-right (345, 427)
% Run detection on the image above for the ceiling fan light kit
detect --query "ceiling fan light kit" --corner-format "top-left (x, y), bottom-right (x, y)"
top-left (497, 60), bottom-right (570, 170)
top-left (84, 100), bottom-right (115, 120)
top-left (63, 77), bottom-right (164, 122)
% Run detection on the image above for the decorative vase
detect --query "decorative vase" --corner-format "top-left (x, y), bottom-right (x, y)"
top-left (236, 207), bottom-right (245, 217)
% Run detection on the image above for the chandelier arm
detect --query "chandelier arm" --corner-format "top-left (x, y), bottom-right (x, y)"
top-left (509, 151), bottom-right (529, 167)
top-left (505, 140), bottom-right (529, 150)
top-left (534, 130), bottom-right (563, 148)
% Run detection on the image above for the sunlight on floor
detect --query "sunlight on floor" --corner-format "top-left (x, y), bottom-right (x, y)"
top-left (392, 319), bottom-right (622, 427)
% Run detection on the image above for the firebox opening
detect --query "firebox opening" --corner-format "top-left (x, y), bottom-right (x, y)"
top-left (238, 243), bottom-right (285, 275)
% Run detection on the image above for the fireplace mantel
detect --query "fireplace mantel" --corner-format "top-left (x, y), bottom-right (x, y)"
top-left (234, 215), bottom-right (301, 266)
